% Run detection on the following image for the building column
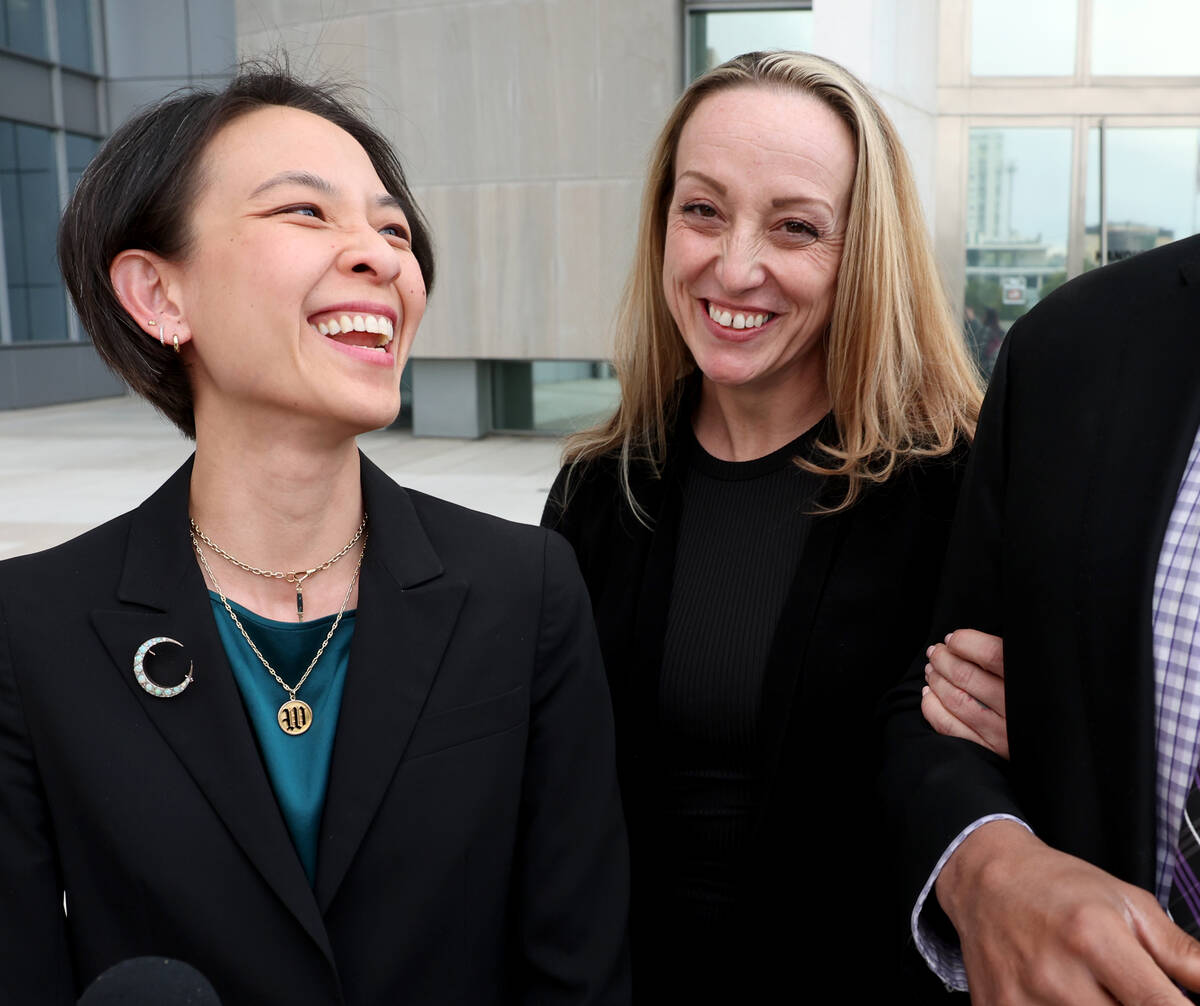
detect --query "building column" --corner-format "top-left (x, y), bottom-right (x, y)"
top-left (411, 359), bottom-right (493, 439)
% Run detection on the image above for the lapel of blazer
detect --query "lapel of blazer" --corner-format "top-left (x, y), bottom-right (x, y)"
top-left (314, 455), bottom-right (467, 912)
top-left (630, 448), bottom-right (683, 733)
top-left (617, 384), bottom-right (697, 773)
top-left (755, 477), bottom-right (851, 820)
top-left (88, 458), bottom-right (335, 964)
top-left (1076, 248), bottom-right (1200, 884)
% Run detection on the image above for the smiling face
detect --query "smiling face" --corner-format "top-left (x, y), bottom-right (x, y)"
top-left (662, 85), bottom-right (856, 403)
top-left (170, 104), bottom-right (427, 441)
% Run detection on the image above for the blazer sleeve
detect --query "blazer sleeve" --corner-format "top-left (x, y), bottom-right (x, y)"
top-left (0, 586), bottom-right (75, 1002)
top-left (880, 329), bottom-right (1028, 921)
top-left (509, 530), bottom-right (631, 1004)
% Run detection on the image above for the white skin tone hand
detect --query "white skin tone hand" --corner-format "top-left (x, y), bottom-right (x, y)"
top-left (922, 628), bottom-right (1008, 759)
top-left (938, 821), bottom-right (1200, 1004)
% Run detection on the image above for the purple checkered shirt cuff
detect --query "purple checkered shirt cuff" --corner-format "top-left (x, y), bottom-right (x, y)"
top-left (911, 813), bottom-right (1033, 991)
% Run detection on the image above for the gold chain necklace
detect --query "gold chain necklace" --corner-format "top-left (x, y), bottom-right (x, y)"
top-left (189, 514), bottom-right (366, 621)
top-left (191, 526), bottom-right (366, 736)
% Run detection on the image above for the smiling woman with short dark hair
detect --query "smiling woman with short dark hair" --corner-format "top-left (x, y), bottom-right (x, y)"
top-left (0, 64), bottom-right (630, 1005)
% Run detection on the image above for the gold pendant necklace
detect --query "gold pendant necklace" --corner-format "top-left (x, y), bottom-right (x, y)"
top-left (189, 514), bottom-right (366, 621)
top-left (191, 524), bottom-right (365, 735)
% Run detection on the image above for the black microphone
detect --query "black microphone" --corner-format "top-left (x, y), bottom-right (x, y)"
top-left (77, 957), bottom-right (222, 1005)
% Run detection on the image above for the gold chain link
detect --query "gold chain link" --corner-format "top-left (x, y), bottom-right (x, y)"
top-left (189, 514), bottom-right (366, 584)
top-left (191, 527), bottom-right (365, 700)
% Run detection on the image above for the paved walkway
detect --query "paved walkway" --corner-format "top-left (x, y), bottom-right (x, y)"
top-left (0, 395), bottom-right (566, 561)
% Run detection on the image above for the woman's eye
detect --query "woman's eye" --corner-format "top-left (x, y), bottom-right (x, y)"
top-left (277, 204), bottom-right (323, 220)
top-left (681, 201), bottom-right (717, 219)
top-left (782, 219), bottom-right (819, 239)
top-left (379, 225), bottom-right (409, 240)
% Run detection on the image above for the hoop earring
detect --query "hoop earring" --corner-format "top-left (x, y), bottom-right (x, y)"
top-left (173, 333), bottom-right (180, 354)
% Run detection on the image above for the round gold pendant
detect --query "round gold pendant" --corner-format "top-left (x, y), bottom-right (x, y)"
top-left (277, 699), bottom-right (313, 736)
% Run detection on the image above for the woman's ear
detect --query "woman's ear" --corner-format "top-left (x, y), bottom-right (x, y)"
top-left (110, 250), bottom-right (190, 350)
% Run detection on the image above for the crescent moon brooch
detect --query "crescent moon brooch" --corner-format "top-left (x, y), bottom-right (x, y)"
top-left (133, 637), bottom-right (194, 698)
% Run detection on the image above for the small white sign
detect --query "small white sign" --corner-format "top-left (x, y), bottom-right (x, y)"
top-left (1001, 276), bottom-right (1027, 305)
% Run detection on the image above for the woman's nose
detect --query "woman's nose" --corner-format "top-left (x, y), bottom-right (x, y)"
top-left (339, 226), bottom-right (403, 283)
top-left (716, 231), bottom-right (766, 291)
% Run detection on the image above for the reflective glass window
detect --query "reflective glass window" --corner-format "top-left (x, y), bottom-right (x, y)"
top-left (1091, 0), bottom-right (1200, 76)
top-left (1085, 127), bottom-right (1200, 271)
top-left (492, 361), bottom-right (619, 434)
top-left (0, 121), bottom-right (66, 342)
top-left (971, 0), bottom-right (1075, 76)
top-left (963, 127), bottom-right (1072, 374)
top-left (687, 9), bottom-right (814, 81)
top-left (65, 132), bottom-right (97, 191)
top-left (0, 0), bottom-right (48, 60)
top-left (56, 0), bottom-right (94, 71)
top-left (62, 133), bottom-right (98, 342)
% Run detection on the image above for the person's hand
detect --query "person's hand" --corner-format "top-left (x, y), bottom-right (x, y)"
top-left (937, 820), bottom-right (1200, 1004)
top-left (922, 628), bottom-right (1008, 759)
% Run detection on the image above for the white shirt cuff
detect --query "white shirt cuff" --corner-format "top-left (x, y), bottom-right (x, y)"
top-left (911, 814), bottom-right (1033, 991)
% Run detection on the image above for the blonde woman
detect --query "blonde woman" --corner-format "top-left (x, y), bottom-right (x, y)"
top-left (543, 51), bottom-right (998, 1002)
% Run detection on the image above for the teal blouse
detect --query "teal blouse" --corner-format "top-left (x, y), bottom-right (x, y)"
top-left (208, 593), bottom-right (354, 885)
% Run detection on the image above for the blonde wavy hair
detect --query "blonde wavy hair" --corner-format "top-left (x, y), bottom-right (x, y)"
top-left (563, 50), bottom-right (981, 513)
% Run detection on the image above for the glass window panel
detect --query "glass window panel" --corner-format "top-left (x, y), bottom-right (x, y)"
top-left (65, 132), bottom-right (97, 191)
top-left (492, 360), bottom-right (619, 434)
top-left (55, 0), bottom-right (93, 71)
top-left (0, 119), bottom-right (15, 184)
top-left (0, 0), bottom-right (48, 60)
top-left (1085, 127), bottom-right (1200, 271)
top-left (7, 259), bottom-right (28, 340)
top-left (963, 127), bottom-right (1072, 375)
top-left (0, 121), bottom-right (66, 342)
top-left (26, 281), bottom-right (66, 341)
top-left (60, 133), bottom-right (98, 340)
top-left (971, 0), bottom-right (1075, 76)
top-left (1092, 0), bottom-right (1200, 76)
top-left (531, 361), bottom-right (619, 433)
top-left (687, 10), bottom-right (814, 81)
top-left (1084, 126), bottom-right (1100, 270)
top-left (0, 124), bottom-right (24, 311)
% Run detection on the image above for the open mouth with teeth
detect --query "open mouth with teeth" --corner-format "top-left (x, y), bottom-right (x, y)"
top-left (706, 301), bottom-right (775, 331)
top-left (310, 311), bottom-right (396, 352)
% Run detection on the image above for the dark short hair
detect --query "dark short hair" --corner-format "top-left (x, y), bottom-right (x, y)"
top-left (59, 60), bottom-right (436, 438)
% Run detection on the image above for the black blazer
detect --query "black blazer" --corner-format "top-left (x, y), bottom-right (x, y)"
top-left (542, 417), bottom-right (967, 1001)
top-left (0, 454), bottom-right (631, 1005)
top-left (882, 234), bottom-right (1200, 938)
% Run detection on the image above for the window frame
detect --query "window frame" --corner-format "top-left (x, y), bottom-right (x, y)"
top-left (937, 1), bottom-right (1200, 324)
top-left (681, 1), bottom-right (814, 88)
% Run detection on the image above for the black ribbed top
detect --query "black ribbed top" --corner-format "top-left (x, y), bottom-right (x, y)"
top-left (654, 419), bottom-right (826, 942)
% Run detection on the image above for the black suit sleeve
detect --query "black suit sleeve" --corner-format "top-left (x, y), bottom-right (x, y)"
top-left (0, 588), bottom-right (75, 1002)
top-left (880, 329), bottom-right (1027, 918)
top-left (509, 530), bottom-right (631, 1004)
